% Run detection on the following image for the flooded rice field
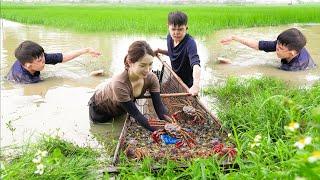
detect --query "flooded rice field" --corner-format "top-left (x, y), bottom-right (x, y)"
top-left (1, 19), bottom-right (319, 152)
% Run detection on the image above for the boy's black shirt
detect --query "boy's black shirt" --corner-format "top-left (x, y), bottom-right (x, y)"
top-left (259, 40), bottom-right (316, 71)
top-left (7, 53), bottom-right (63, 83)
top-left (167, 33), bottom-right (200, 87)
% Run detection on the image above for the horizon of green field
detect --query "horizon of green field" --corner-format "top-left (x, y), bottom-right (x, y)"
top-left (1, 3), bottom-right (320, 36)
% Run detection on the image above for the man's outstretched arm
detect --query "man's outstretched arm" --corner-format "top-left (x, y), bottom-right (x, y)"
top-left (220, 35), bottom-right (259, 50)
top-left (62, 47), bottom-right (101, 63)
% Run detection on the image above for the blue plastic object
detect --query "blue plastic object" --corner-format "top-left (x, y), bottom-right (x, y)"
top-left (160, 134), bottom-right (179, 144)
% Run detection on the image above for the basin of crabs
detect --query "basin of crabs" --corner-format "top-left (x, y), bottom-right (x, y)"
top-left (122, 96), bottom-right (236, 162)
top-left (149, 114), bottom-right (196, 148)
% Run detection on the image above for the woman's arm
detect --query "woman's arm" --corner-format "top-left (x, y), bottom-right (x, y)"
top-left (120, 101), bottom-right (155, 132)
top-left (150, 92), bottom-right (168, 120)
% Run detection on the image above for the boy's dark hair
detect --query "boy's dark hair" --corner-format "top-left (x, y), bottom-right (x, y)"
top-left (124, 41), bottom-right (155, 70)
top-left (15, 40), bottom-right (44, 65)
top-left (168, 11), bottom-right (188, 26)
top-left (277, 28), bottom-right (306, 52)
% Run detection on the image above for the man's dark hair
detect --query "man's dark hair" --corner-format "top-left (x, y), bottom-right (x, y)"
top-left (168, 11), bottom-right (188, 26)
top-left (277, 28), bottom-right (306, 52)
top-left (15, 40), bottom-right (44, 65)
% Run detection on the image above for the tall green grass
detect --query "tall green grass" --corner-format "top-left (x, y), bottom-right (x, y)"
top-left (117, 77), bottom-right (320, 179)
top-left (0, 136), bottom-right (101, 179)
top-left (1, 3), bottom-right (320, 35)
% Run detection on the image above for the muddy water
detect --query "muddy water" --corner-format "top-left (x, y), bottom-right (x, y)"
top-left (0, 19), bottom-right (169, 151)
top-left (1, 19), bottom-right (319, 152)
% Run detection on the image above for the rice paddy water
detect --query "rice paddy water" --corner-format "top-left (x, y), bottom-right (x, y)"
top-left (2, 19), bottom-right (319, 150)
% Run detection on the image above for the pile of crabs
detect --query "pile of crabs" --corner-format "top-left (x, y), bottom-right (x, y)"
top-left (124, 97), bottom-right (237, 162)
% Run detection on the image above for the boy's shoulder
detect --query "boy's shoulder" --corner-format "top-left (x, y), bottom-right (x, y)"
top-left (280, 47), bottom-right (316, 71)
top-left (184, 34), bottom-right (198, 49)
top-left (298, 47), bottom-right (316, 67)
top-left (187, 34), bottom-right (197, 44)
top-left (7, 60), bottom-right (41, 84)
top-left (10, 60), bottom-right (21, 69)
top-left (7, 60), bottom-right (25, 77)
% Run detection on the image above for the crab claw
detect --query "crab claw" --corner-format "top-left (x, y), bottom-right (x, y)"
top-left (175, 141), bottom-right (184, 148)
top-left (172, 112), bottom-right (179, 120)
top-left (186, 138), bottom-right (196, 148)
top-left (151, 131), bottom-right (161, 144)
top-left (212, 143), bottom-right (224, 154)
top-left (221, 147), bottom-right (237, 159)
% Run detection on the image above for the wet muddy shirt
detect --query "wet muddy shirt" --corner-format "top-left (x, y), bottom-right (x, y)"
top-left (167, 33), bottom-right (200, 87)
top-left (259, 40), bottom-right (316, 71)
top-left (6, 53), bottom-right (63, 83)
top-left (93, 70), bottom-right (160, 117)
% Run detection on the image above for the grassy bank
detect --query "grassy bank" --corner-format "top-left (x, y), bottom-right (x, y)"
top-left (0, 136), bottom-right (102, 179)
top-left (114, 77), bottom-right (320, 179)
top-left (1, 3), bottom-right (320, 35)
top-left (202, 77), bottom-right (320, 179)
top-left (2, 77), bottom-right (319, 179)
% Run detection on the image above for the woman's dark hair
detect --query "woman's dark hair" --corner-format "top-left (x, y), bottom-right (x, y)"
top-left (124, 41), bottom-right (155, 69)
top-left (15, 40), bottom-right (44, 65)
top-left (277, 28), bottom-right (306, 52)
top-left (168, 11), bottom-right (188, 26)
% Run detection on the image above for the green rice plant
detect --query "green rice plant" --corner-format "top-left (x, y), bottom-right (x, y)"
top-left (1, 3), bottom-right (320, 35)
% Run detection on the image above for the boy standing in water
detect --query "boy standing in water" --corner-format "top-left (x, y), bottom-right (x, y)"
top-left (7, 40), bottom-right (101, 83)
top-left (155, 11), bottom-right (201, 96)
top-left (220, 28), bottom-right (316, 71)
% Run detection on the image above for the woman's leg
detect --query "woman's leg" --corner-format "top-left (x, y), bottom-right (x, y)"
top-left (89, 102), bottom-right (113, 123)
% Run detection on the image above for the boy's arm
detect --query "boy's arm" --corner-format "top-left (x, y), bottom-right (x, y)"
top-left (189, 64), bottom-right (201, 96)
top-left (220, 35), bottom-right (259, 50)
top-left (62, 47), bottom-right (101, 63)
top-left (154, 48), bottom-right (169, 56)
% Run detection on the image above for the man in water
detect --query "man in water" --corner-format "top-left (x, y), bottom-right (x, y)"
top-left (7, 40), bottom-right (101, 83)
top-left (220, 28), bottom-right (316, 71)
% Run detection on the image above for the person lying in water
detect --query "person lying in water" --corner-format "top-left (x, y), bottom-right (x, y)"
top-left (7, 40), bottom-right (101, 83)
top-left (220, 28), bottom-right (316, 71)
top-left (88, 41), bottom-right (168, 132)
